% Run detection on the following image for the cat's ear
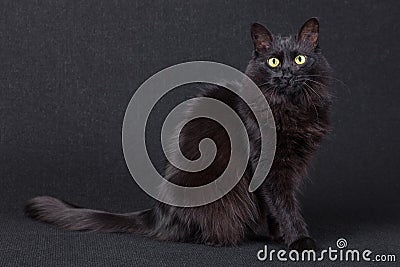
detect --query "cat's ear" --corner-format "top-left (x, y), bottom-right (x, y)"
top-left (251, 23), bottom-right (273, 55)
top-left (298, 17), bottom-right (319, 49)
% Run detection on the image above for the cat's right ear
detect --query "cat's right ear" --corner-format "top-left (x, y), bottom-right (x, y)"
top-left (251, 23), bottom-right (273, 55)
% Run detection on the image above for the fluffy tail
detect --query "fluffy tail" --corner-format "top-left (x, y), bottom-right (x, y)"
top-left (25, 196), bottom-right (153, 234)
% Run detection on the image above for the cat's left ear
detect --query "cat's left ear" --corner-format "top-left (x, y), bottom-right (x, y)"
top-left (251, 23), bottom-right (273, 55)
top-left (298, 17), bottom-right (319, 49)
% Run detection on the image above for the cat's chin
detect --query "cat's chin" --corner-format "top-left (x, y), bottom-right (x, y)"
top-left (277, 85), bottom-right (302, 95)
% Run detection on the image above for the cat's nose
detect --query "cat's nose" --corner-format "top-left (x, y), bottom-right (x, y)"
top-left (279, 75), bottom-right (293, 88)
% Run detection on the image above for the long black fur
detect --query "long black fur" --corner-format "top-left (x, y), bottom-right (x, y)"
top-left (25, 18), bottom-right (332, 251)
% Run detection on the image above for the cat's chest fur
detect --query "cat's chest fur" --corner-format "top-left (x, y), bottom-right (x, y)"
top-left (270, 96), bottom-right (328, 140)
top-left (265, 101), bottom-right (330, 179)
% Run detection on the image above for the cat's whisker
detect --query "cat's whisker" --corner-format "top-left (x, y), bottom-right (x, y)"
top-left (297, 74), bottom-right (349, 89)
top-left (295, 78), bottom-right (328, 89)
top-left (302, 82), bottom-right (323, 101)
top-left (258, 82), bottom-right (271, 88)
top-left (257, 83), bottom-right (280, 99)
top-left (301, 83), bottom-right (320, 122)
top-left (304, 79), bottom-right (328, 89)
top-left (272, 87), bottom-right (280, 99)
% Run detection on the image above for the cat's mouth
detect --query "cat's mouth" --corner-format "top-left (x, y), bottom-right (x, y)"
top-left (277, 82), bottom-right (302, 94)
top-left (258, 80), bottom-right (302, 94)
top-left (277, 80), bottom-right (293, 89)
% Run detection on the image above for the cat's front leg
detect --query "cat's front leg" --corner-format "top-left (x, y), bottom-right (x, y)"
top-left (261, 175), bottom-right (316, 251)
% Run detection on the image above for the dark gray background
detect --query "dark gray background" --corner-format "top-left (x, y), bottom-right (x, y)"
top-left (1, 0), bottom-right (399, 266)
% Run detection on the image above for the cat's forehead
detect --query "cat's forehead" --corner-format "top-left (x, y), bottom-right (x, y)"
top-left (271, 36), bottom-right (299, 52)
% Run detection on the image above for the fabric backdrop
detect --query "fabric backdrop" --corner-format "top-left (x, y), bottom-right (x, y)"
top-left (1, 1), bottom-right (399, 266)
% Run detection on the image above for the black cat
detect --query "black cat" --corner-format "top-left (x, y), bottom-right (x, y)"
top-left (25, 18), bottom-right (332, 251)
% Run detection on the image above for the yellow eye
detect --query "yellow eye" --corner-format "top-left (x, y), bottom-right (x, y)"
top-left (294, 55), bottom-right (307, 65)
top-left (267, 57), bottom-right (280, 68)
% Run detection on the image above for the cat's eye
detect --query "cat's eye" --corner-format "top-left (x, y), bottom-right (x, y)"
top-left (294, 55), bottom-right (307, 65)
top-left (267, 57), bottom-right (280, 68)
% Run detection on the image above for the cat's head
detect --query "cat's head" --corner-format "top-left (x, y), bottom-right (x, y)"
top-left (246, 18), bottom-right (331, 101)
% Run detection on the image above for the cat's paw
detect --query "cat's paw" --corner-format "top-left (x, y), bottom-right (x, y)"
top-left (289, 237), bottom-right (317, 251)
